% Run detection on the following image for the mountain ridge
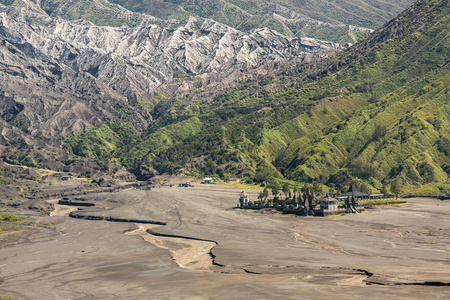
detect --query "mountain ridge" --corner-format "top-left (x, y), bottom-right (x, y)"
top-left (2, 0), bottom-right (415, 44)
top-left (0, 0), bottom-right (448, 196)
top-left (111, 0), bottom-right (449, 194)
top-left (0, 5), bottom-right (342, 175)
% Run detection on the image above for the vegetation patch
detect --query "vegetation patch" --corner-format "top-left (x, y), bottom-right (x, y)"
top-left (0, 226), bottom-right (20, 232)
top-left (36, 219), bottom-right (62, 227)
top-left (1, 230), bottom-right (31, 242)
top-left (0, 291), bottom-right (16, 300)
top-left (0, 213), bottom-right (27, 224)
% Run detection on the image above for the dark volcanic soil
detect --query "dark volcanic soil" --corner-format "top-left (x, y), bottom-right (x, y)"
top-left (0, 176), bottom-right (449, 299)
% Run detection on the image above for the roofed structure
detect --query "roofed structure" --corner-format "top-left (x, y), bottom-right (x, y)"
top-left (336, 185), bottom-right (369, 199)
top-left (239, 191), bottom-right (248, 197)
top-left (238, 191), bottom-right (249, 207)
top-left (317, 195), bottom-right (339, 211)
top-left (203, 177), bottom-right (216, 184)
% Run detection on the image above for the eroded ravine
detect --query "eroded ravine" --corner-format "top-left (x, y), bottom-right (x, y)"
top-left (126, 223), bottom-right (216, 271)
top-left (50, 202), bottom-right (217, 271)
top-left (48, 199), bottom-right (78, 216)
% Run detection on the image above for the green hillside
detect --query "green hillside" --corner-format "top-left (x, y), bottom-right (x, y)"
top-left (87, 0), bottom-right (448, 195)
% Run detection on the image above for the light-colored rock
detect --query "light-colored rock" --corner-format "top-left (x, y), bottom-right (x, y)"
top-left (0, 10), bottom-right (346, 104)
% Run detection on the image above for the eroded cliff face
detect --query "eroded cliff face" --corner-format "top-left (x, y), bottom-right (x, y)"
top-left (0, 8), bottom-right (343, 140)
top-left (1, 12), bottom-right (344, 99)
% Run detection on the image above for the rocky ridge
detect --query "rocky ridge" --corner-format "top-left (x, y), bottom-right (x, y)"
top-left (2, 0), bottom-right (378, 43)
top-left (0, 6), bottom-right (345, 139)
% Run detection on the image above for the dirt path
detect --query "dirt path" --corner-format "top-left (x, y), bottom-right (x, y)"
top-left (126, 223), bottom-right (216, 271)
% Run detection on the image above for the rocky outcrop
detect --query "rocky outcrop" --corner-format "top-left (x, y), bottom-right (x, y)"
top-left (0, 8), bottom-right (345, 139)
top-left (0, 11), bottom-right (345, 102)
top-left (0, 22), bottom-right (148, 141)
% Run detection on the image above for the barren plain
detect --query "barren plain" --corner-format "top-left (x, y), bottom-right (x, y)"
top-left (0, 176), bottom-right (449, 299)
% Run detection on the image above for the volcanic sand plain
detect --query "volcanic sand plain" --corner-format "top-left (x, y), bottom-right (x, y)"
top-left (0, 176), bottom-right (449, 299)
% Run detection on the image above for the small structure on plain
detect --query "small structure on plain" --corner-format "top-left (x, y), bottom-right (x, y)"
top-left (238, 191), bottom-right (249, 207)
top-left (203, 177), bottom-right (216, 184)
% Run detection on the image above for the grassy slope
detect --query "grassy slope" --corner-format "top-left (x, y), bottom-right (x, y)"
top-left (7, 0), bottom-right (447, 195)
top-left (121, 0), bottom-right (449, 195)
top-left (260, 0), bottom-right (450, 194)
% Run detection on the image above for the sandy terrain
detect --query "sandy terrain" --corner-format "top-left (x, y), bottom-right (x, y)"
top-left (48, 199), bottom-right (79, 217)
top-left (125, 223), bottom-right (216, 271)
top-left (0, 176), bottom-right (449, 299)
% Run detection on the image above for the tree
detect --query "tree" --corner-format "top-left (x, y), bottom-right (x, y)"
top-left (282, 182), bottom-right (290, 199)
top-left (381, 184), bottom-right (390, 196)
top-left (258, 191), bottom-right (264, 201)
top-left (390, 179), bottom-right (402, 199)
top-left (262, 186), bottom-right (269, 200)
top-left (360, 182), bottom-right (371, 194)
top-left (301, 183), bottom-right (311, 193)
top-left (328, 188), bottom-right (337, 196)
top-left (312, 182), bottom-right (323, 196)
top-left (271, 183), bottom-right (280, 200)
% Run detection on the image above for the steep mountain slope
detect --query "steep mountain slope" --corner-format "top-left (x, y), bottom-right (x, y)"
top-left (0, 23), bottom-right (140, 139)
top-left (109, 0), bottom-right (410, 28)
top-left (0, 3), bottom-right (342, 178)
top-left (0, 22), bottom-right (144, 175)
top-left (0, 8), bottom-right (343, 133)
top-left (0, 0), bottom-right (447, 195)
top-left (270, 0), bottom-right (450, 193)
top-left (107, 0), bottom-right (414, 43)
top-left (113, 0), bottom-right (449, 194)
top-left (1, 0), bottom-right (415, 44)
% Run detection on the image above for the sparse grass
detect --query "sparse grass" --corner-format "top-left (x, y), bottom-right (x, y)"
top-left (1, 230), bottom-right (31, 242)
top-left (0, 226), bottom-right (20, 232)
top-left (324, 214), bottom-right (345, 217)
top-left (0, 213), bottom-right (27, 224)
top-left (217, 181), bottom-right (261, 190)
top-left (36, 220), bottom-right (61, 227)
top-left (417, 240), bottom-right (438, 244)
top-left (0, 291), bottom-right (16, 300)
top-left (361, 199), bottom-right (406, 205)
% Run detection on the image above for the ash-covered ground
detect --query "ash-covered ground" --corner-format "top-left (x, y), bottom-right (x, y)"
top-left (0, 176), bottom-right (449, 299)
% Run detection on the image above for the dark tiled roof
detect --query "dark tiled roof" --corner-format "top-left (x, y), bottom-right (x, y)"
top-left (337, 185), bottom-right (369, 197)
